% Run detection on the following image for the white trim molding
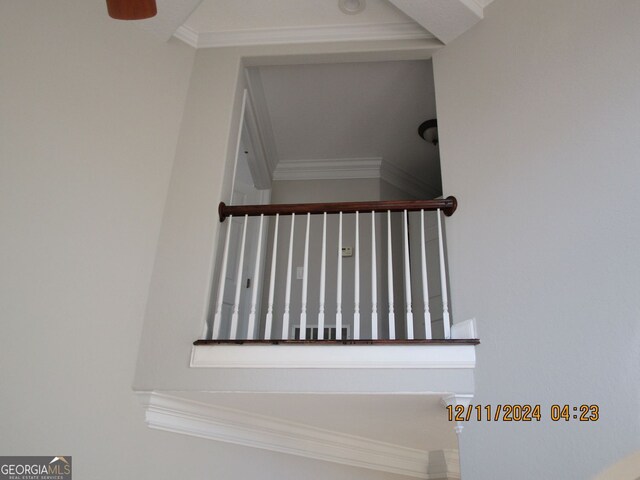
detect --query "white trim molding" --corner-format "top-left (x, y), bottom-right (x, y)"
top-left (173, 25), bottom-right (199, 47)
top-left (273, 157), bottom-right (382, 181)
top-left (137, 0), bottom-right (204, 42)
top-left (190, 344), bottom-right (476, 369)
top-left (137, 391), bottom-right (459, 479)
top-left (441, 394), bottom-right (474, 434)
top-left (386, 0), bottom-right (484, 44)
top-left (174, 22), bottom-right (435, 49)
top-left (451, 318), bottom-right (478, 340)
top-left (272, 157), bottom-right (439, 198)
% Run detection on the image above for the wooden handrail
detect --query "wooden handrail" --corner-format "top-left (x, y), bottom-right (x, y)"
top-left (219, 196), bottom-right (457, 222)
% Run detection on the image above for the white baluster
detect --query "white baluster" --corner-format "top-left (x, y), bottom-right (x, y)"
top-left (264, 214), bottom-right (279, 340)
top-left (437, 209), bottom-right (451, 339)
top-left (318, 212), bottom-right (327, 340)
top-left (212, 215), bottom-right (233, 340)
top-left (300, 213), bottom-right (311, 340)
top-left (353, 211), bottom-right (360, 340)
top-left (387, 210), bottom-right (395, 340)
top-left (371, 211), bottom-right (378, 340)
top-left (282, 213), bottom-right (295, 339)
top-left (246, 214), bottom-right (264, 340)
top-left (336, 211), bottom-right (343, 340)
top-left (420, 210), bottom-right (432, 339)
top-left (230, 214), bottom-right (248, 340)
top-left (402, 210), bottom-right (414, 340)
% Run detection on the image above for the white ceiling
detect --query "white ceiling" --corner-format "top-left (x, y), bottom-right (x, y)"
top-left (157, 0), bottom-right (495, 47)
top-left (184, 0), bottom-right (415, 32)
top-left (176, 391), bottom-right (457, 451)
top-left (253, 59), bottom-right (442, 197)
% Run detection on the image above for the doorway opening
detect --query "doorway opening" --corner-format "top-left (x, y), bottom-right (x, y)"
top-left (216, 59), bottom-right (450, 342)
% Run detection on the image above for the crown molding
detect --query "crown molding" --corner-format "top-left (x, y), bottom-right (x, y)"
top-left (386, 0), bottom-right (483, 44)
top-left (137, 0), bottom-right (204, 42)
top-left (137, 391), bottom-right (459, 479)
top-left (273, 157), bottom-right (382, 182)
top-left (272, 157), bottom-right (440, 198)
top-left (173, 24), bottom-right (199, 48)
top-left (380, 160), bottom-right (441, 199)
top-left (174, 22), bottom-right (434, 49)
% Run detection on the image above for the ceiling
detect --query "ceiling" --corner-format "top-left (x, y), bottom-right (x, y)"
top-left (138, 0), bottom-right (496, 47)
top-left (250, 59), bottom-right (442, 197)
top-left (184, 0), bottom-right (415, 32)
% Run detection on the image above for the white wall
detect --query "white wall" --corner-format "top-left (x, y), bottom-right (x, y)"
top-left (0, 0), bottom-right (200, 477)
top-left (433, 0), bottom-right (640, 477)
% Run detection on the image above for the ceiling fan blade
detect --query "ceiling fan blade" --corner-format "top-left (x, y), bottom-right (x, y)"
top-left (106, 0), bottom-right (157, 20)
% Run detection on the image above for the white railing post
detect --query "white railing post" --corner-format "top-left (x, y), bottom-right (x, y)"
top-left (420, 209), bottom-right (432, 339)
top-left (336, 211), bottom-right (343, 340)
top-left (212, 215), bottom-right (233, 340)
top-left (402, 209), bottom-right (414, 340)
top-left (371, 211), bottom-right (378, 340)
top-left (299, 213), bottom-right (311, 340)
top-left (282, 213), bottom-right (295, 339)
top-left (246, 214), bottom-right (264, 340)
top-left (318, 212), bottom-right (327, 340)
top-left (353, 211), bottom-right (360, 340)
top-left (437, 209), bottom-right (451, 339)
top-left (229, 214), bottom-right (248, 340)
top-left (264, 214), bottom-right (279, 340)
top-left (386, 211), bottom-right (395, 340)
